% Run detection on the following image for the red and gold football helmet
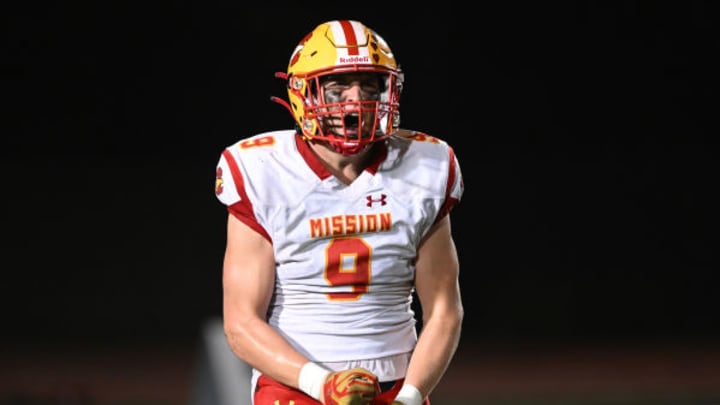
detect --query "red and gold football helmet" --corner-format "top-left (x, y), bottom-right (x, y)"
top-left (272, 20), bottom-right (403, 155)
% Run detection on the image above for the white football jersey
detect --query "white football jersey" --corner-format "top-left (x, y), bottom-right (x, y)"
top-left (215, 129), bottom-right (463, 366)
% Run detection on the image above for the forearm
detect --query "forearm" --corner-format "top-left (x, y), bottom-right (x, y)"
top-left (226, 317), bottom-right (382, 403)
top-left (224, 316), bottom-right (310, 388)
top-left (403, 307), bottom-right (463, 398)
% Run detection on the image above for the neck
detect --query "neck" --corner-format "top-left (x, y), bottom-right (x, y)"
top-left (308, 141), bottom-right (376, 184)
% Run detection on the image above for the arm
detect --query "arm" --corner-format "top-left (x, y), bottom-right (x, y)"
top-left (222, 214), bottom-right (310, 388)
top-left (402, 215), bottom-right (464, 401)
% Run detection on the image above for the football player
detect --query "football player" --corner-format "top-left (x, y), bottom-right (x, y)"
top-left (215, 19), bottom-right (464, 405)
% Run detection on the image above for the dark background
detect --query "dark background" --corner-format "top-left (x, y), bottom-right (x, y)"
top-left (3, 2), bottom-right (718, 352)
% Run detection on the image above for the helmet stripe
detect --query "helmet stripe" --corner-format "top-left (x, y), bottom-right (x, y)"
top-left (329, 20), bottom-right (368, 57)
top-left (338, 20), bottom-right (359, 55)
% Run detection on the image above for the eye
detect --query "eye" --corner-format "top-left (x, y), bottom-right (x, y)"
top-left (319, 73), bottom-right (383, 103)
top-left (322, 74), bottom-right (380, 90)
top-left (322, 81), bottom-right (347, 93)
top-left (360, 82), bottom-right (380, 94)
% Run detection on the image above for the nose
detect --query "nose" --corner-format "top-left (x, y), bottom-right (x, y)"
top-left (342, 82), bottom-right (364, 102)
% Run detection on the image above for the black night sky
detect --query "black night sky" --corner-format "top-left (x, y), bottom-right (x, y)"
top-left (3, 2), bottom-right (718, 351)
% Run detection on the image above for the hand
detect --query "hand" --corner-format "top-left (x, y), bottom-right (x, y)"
top-left (323, 367), bottom-right (380, 405)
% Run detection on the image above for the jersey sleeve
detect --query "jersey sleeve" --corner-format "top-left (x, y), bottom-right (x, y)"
top-left (436, 145), bottom-right (464, 222)
top-left (214, 147), bottom-right (271, 242)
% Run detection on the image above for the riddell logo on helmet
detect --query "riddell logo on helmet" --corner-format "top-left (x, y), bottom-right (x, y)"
top-left (339, 56), bottom-right (370, 64)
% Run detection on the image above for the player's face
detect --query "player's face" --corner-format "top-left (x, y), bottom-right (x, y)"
top-left (319, 73), bottom-right (383, 139)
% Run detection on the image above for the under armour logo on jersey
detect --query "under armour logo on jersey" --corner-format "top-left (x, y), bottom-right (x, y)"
top-left (366, 194), bottom-right (387, 207)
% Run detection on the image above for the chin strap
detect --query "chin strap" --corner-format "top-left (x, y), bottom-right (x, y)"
top-left (328, 139), bottom-right (371, 156)
top-left (271, 71), bottom-right (294, 116)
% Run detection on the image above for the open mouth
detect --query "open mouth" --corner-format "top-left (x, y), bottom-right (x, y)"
top-left (341, 114), bottom-right (360, 138)
top-left (321, 112), bottom-right (376, 140)
top-left (343, 114), bottom-right (360, 128)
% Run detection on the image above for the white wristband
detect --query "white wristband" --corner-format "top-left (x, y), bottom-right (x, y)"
top-left (298, 362), bottom-right (331, 401)
top-left (394, 384), bottom-right (423, 405)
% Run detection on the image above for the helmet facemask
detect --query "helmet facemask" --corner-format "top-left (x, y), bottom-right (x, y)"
top-left (298, 69), bottom-right (401, 155)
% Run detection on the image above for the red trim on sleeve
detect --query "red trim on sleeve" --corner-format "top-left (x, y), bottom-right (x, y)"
top-left (222, 149), bottom-right (272, 243)
top-left (435, 146), bottom-right (459, 224)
